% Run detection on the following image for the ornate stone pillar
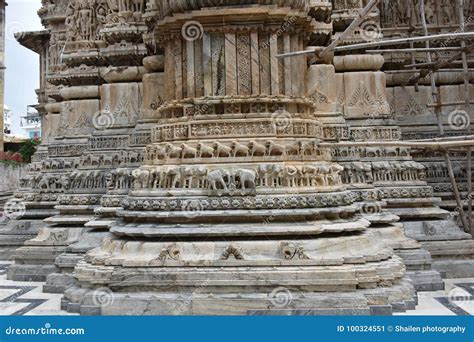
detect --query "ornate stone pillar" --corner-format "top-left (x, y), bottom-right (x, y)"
top-left (63, 1), bottom-right (414, 316)
top-left (333, 53), bottom-right (446, 291)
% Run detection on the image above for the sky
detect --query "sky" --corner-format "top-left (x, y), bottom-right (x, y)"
top-left (5, 0), bottom-right (43, 136)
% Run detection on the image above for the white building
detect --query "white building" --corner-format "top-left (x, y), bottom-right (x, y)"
top-left (3, 104), bottom-right (11, 135)
top-left (20, 106), bottom-right (41, 139)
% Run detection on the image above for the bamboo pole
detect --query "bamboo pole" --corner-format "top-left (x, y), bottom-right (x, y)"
top-left (276, 32), bottom-right (474, 59)
top-left (418, 0), bottom-right (470, 232)
top-left (408, 4), bottom-right (419, 92)
top-left (405, 60), bottom-right (474, 69)
top-left (458, 0), bottom-right (473, 233)
top-left (402, 44), bottom-right (474, 86)
top-left (385, 69), bottom-right (474, 74)
top-left (366, 47), bottom-right (464, 53)
top-left (317, 0), bottom-right (381, 59)
top-left (427, 101), bottom-right (474, 107)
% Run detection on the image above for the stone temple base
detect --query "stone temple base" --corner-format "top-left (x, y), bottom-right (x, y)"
top-left (7, 225), bottom-right (81, 282)
top-left (62, 263), bottom-right (416, 316)
top-left (403, 220), bottom-right (474, 279)
top-left (0, 219), bottom-right (41, 260)
top-left (43, 228), bottom-right (111, 293)
top-left (61, 219), bottom-right (417, 316)
top-left (362, 209), bottom-right (444, 292)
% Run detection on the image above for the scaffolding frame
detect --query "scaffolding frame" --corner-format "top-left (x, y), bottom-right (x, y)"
top-left (277, 0), bottom-right (474, 234)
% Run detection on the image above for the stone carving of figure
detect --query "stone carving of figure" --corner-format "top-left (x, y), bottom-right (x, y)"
top-left (78, 0), bottom-right (94, 41)
top-left (395, 1), bottom-right (409, 25)
top-left (96, 6), bottom-right (107, 39)
top-left (49, 34), bottom-right (59, 66)
top-left (65, 4), bottom-right (77, 42)
top-left (441, 0), bottom-right (456, 24)
top-left (382, 0), bottom-right (394, 25)
top-left (424, 0), bottom-right (436, 24)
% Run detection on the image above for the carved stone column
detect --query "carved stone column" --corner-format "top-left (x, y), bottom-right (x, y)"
top-left (333, 53), bottom-right (446, 291)
top-left (63, 1), bottom-right (414, 315)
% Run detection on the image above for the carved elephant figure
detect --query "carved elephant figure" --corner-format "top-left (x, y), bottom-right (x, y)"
top-left (365, 147), bottom-right (380, 158)
top-left (214, 142), bottom-right (232, 158)
top-left (349, 162), bottom-right (366, 184)
top-left (286, 142), bottom-right (300, 156)
top-left (127, 151), bottom-right (140, 163)
top-left (116, 168), bottom-right (133, 189)
top-left (302, 165), bottom-right (318, 186)
top-left (63, 160), bottom-right (74, 169)
top-left (284, 165), bottom-right (301, 187)
top-left (399, 147), bottom-right (410, 157)
top-left (181, 143), bottom-right (198, 159)
top-left (132, 169), bottom-right (150, 189)
top-left (59, 175), bottom-right (71, 191)
top-left (236, 168), bottom-right (257, 190)
top-left (162, 166), bottom-right (180, 188)
top-left (267, 141), bottom-right (286, 156)
top-left (270, 164), bottom-right (285, 187)
top-left (51, 160), bottom-right (61, 169)
top-left (208, 169), bottom-right (230, 191)
top-left (232, 141), bottom-right (250, 157)
top-left (42, 160), bottom-right (52, 170)
top-left (166, 143), bottom-right (182, 159)
top-left (156, 145), bottom-right (168, 160)
top-left (250, 140), bottom-right (266, 156)
top-left (191, 166), bottom-right (208, 188)
top-left (385, 148), bottom-right (398, 157)
top-left (372, 162), bottom-right (391, 182)
top-left (38, 176), bottom-right (51, 191)
top-left (102, 154), bottom-right (114, 166)
top-left (258, 164), bottom-right (273, 187)
top-left (316, 164), bottom-right (331, 186)
top-left (197, 142), bottom-right (215, 158)
top-left (88, 154), bottom-right (101, 166)
top-left (390, 162), bottom-right (403, 181)
top-left (176, 166), bottom-right (195, 188)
